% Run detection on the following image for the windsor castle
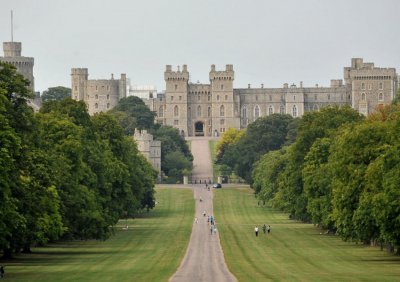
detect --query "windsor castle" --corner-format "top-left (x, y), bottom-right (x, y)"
top-left (1, 40), bottom-right (397, 138)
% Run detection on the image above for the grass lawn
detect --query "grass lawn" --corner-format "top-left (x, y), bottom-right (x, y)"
top-left (214, 186), bottom-right (400, 282)
top-left (2, 187), bottom-right (194, 282)
top-left (208, 140), bottom-right (219, 182)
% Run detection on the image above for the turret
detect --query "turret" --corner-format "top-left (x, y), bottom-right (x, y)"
top-left (71, 68), bottom-right (88, 101)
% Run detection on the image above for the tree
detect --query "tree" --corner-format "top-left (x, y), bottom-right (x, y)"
top-left (110, 96), bottom-right (156, 130)
top-left (221, 114), bottom-right (294, 183)
top-left (215, 127), bottom-right (245, 164)
top-left (41, 86), bottom-right (71, 102)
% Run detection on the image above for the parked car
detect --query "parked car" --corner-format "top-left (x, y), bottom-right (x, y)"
top-left (213, 183), bottom-right (222, 188)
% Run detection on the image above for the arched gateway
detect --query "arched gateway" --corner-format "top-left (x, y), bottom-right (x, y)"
top-left (194, 121), bottom-right (204, 136)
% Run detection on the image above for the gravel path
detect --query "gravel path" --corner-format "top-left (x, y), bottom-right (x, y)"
top-left (169, 138), bottom-right (236, 282)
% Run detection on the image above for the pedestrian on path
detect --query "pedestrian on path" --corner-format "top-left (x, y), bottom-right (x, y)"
top-left (255, 226), bottom-right (259, 237)
top-left (267, 225), bottom-right (271, 234)
top-left (262, 224), bottom-right (267, 235)
top-left (195, 217), bottom-right (198, 224)
top-left (210, 225), bottom-right (213, 235)
top-left (0, 265), bottom-right (5, 278)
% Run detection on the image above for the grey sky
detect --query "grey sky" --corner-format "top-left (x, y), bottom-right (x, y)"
top-left (1, 0), bottom-right (399, 93)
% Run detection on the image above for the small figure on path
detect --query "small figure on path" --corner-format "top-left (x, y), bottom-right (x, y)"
top-left (203, 210), bottom-right (206, 217)
top-left (195, 217), bottom-right (198, 224)
top-left (210, 225), bottom-right (213, 235)
top-left (0, 265), bottom-right (4, 278)
top-left (200, 197), bottom-right (203, 202)
top-left (213, 224), bottom-right (217, 234)
top-left (262, 224), bottom-right (267, 235)
top-left (255, 226), bottom-right (259, 237)
top-left (267, 225), bottom-right (271, 234)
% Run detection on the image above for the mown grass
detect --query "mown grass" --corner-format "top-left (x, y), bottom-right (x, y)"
top-left (214, 187), bottom-right (400, 282)
top-left (2, 188), bottom-right (194, 282)
top-left (208, 140), bottom-right (219, 182)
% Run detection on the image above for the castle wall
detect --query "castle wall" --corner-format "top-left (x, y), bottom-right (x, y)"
top-left (71, 69), bottom-right (126, 115)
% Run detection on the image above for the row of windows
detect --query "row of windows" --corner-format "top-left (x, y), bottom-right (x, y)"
top-left (360, 92), bottom-right (384, 101)
top-left (171, 94), bottom-right (229, 101)
top-left (361, 82), bottom-right (384, 90)
top-left (354, 76), bottom-right (392, 80)
top-left (161, 105), bottom-right (226, 118)
top-left (94, 94), bottom-right (110, 100)
top-left (94, 103), bottom-right (111, 109)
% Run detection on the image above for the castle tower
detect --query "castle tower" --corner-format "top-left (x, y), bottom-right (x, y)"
top-left (164, 65), bottom-right (189, 136)
top-left (344, 58), bottom-right (398, 115)
top-left (209, 64), bottom-right (239, 136)
top-left (0, 41), bottom-right (35, 91)
top-left (71, 68), bottom-right (88, 101)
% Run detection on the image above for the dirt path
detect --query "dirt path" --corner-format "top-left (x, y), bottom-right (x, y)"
top-left (169, 138), bottom-right (236, 282)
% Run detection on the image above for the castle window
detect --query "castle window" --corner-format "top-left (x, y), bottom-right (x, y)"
top-left (208, 119), bottom-right (212, 126)
top-left (217, 95), bottom-right (220, 101)
top-left (197, 106), bottom-right (202, 117)
top-left (268, 106), bottom-right (273, 115)
top-left (96, 86), bottom-right (98, 91)
top-left (159, 106), bottom-right (164, 117)
top-left (220, 119), bottom-right (225, 125)
top-left (174, 120), bottom-right (179, 125)
top-left (174, 105), bottom-right (179, 117)
top-left (327, 94), bottom-right (330, 100)
top-left (242, 106), bottom-right (247, 118)
top-left (293, 95), bottom-right (296, 101)
top-left (280, 105), bottom-right (285, 114)
top-left (95, 94), bottom-right (98, 99)
top-left (292, 105), bottom-right (298, 117)
top-left (361, 93), bottom-right (366, 101)
top-left (368, 84), bottom-right (372, 90)
top-left (95, 103), bottom-right (98, 109)
top-left (175, 84), bottom-right (178, 90)
top-left (378, 92), bottom-right (383, 101)
top-left (198, 95), bottom-right (200, 101)
top-left (208, 107), bottom-right (211, 117)
top-left (107, 94), bottom-right (110, 100)
top-left (379, 82), bottom-right (383, 90)
top-left (179, 96), bottom-right (182, 101)
top-left (255, 105), bottom-right (260, 118)
top-left (74, 86), bottom-right (78, 91)
top-left (221, 84), bottom-right (224, 90)
top-left (208, 94), bottom-right (211, 101)
top-left (188, 107), bottom-right (191, 118)
top-left (107, 103), bottom-right (110, 109)
top-left (220, 105), bottom-right (225, 117)
top-left (225, 95), bottom-right (228, 100)
top-left (361, 83), bottom-right (365, 90)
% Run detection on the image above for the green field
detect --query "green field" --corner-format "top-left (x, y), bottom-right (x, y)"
top-left (214, 187), bottom-right (400, 281)
top-left (2, 188), bottom-right (194, 282)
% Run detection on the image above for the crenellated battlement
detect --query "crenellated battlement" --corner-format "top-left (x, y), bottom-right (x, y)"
top-left (209, 64), bottom-right (234, 81)
top-left (164, 64), bottom-right (189, 81)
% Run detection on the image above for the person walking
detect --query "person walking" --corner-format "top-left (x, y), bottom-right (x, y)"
top-left (0, 265), bottom-right (4, 278)
top-left (255, 226), bottom-right (259, 237)
top-left (262, 224), bottom-right (267, 235)
top-left (267, 225), bottom-right (271, 234)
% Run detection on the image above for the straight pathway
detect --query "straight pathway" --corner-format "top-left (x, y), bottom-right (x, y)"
top-left (170, 138), bottom-right (236, 282)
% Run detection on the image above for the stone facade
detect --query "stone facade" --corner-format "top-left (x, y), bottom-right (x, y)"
top-left (71, 68), bottom-right (127, 115)
top-left (149, 59), bottom-right (397, 137)
top-left (133, 129), bottom-right (161, 182)
top-left (0, 41), bottom-right (35, 92)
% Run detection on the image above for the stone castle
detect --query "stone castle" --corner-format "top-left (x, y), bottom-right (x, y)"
top-left (71, 68), bottom-right (127, 115)
top-left (146, 59), bottom-right (397, 137)
top-left (133, 129), bottom-right (161, 182)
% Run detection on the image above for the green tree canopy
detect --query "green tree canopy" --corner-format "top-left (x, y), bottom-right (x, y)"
top-left (41, 86), bottom-right (71, 102)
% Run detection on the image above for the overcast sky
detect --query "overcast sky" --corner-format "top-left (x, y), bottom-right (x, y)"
top-left (1, 0), bottom-right (399, 93)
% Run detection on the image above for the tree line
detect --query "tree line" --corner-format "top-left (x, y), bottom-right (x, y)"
top-left (217, 99), bottom-right (400, 254)
top-left (0, 63), bottom-right (157, 258)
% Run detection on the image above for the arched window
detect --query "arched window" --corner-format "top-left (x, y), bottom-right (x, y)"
top-left (217, 95), bottom-right (220, 101)
top-left (95, 103), bottom-right (98, 109)
top-left (268, 106), bottom-right (273, 115)
top-left (197, 106), bottom-right (202, 117)
top-left (361, 83), bottom-right (365, 90)
top-left (107, 103), bottom-right (110, 109)
top-left (208, 107), bottom-right (211, 117)
top-left (220, 105), bottom-right (225, 117)
top-left (95, 94), bottom-right (98, 99)
top-left (188, 107), bottom-right (191, 118)
top-left (107, 94), bottom-right (110, 100)
top-left (174, 105), bottom-right (179, 117)
top-left (361, 93), bottom-right (366, 101)
top-left (280, 105), bottom-right (285, 114)
top-left (254, 105), bottom-right (260, 118)
top-left (292, 105), bottom-right (298, 117)
top-left (378, 92), bottom-right (383, 101)
top-left (159, 106), bottom-right (163, 117)
top-left (242, 106), bottom-right (247, 118)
